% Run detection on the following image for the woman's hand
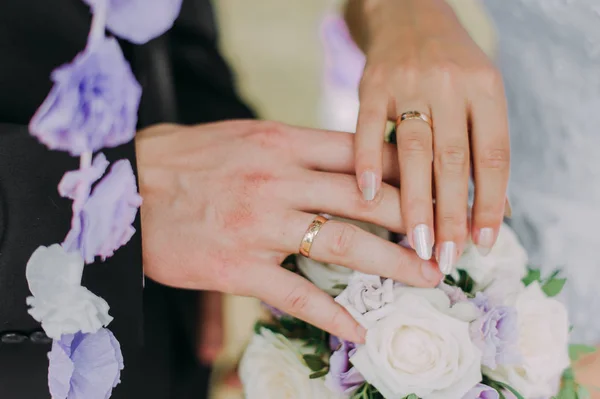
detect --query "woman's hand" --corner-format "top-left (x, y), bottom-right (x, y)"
top-left (346, 0), bottom-right (510, 273)
top-left (135, 121), bottom-right (442, 343)
top-left (574, 347), bottom-right (600, 398)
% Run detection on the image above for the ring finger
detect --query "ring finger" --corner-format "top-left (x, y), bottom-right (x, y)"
top-left (395, 103), bottom-right (434, 260)
top-left (271, 211), bottom-right (442, 287)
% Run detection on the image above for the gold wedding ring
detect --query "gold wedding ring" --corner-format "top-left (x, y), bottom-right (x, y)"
top-left (397, 111), bottom-right (433, 129)
top-left (299, 215), bottom-right (328, 258)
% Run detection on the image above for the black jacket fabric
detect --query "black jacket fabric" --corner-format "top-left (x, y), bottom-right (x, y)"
top-left (0, 0), bottom-right (254, 397)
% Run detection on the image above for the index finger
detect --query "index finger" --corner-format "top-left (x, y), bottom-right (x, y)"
top-left (248, 265), bottom-right (366, 343)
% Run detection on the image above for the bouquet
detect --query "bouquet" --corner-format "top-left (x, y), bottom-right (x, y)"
top-left (239, 222), bottom-right (596, 399)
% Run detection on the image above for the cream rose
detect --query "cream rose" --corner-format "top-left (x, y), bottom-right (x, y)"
top-left (486, 282), bottom-right (570, 398)
top-left (239, 329), bottom-right (343, 399)
top-left (350, 287), bottom-right (482, 399)
top-left (297, 218), bottom-right (389, 295)
top-left (455, 223), bottom-right (528, 288)
top-left (335, 272), bottom-right (395, 328)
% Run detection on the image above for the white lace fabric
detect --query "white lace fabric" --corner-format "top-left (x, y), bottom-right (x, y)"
top-left (482, 0), bottom-right (600, 344)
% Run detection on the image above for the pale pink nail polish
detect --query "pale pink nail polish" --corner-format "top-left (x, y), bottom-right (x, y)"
top-left (477, 228), bottom-right (495, 256)
top-left (360, 171), bottom-right (377, 201)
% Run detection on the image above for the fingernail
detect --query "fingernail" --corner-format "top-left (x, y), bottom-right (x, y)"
top-left (438, 241), bottom-right (456, 275)
top-left (504, 197), bottom-right (513, 218)
top-left (360, 171), bottom-right (377, 201)
top-left (413, 224), bottom-right (433, 260)
top-left (355, 324), bottom-right (367, 343)
top-left (476, 227), bottom-right (495, 256)
top-left (420, 261), bottom-right (440, 282)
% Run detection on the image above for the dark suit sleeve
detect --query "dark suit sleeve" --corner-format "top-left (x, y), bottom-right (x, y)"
top-left (167, 0), bottom-right (256, 124)
top-left (0, 124), bottom-right (143, 345)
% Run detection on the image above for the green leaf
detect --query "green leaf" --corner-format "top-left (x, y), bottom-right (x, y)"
top-left (522, 268), bottom-right (542, 286)
top-left (456, 269), bottom-right (475, 293)
top-left (309, 369), bottom-right (329, 379)
top-left (578, 386), bottom-right (591, 399)
top-left (303, 354), bottom-right (327, 371)
top-left (401, 395), bottom-right (419, 399)
top-left (332, 284), bottom-right (348, 290)
top-left (569, 344), bottom-right (597, 362)
top-left (542, 278), bottom-right (567, 297)
top-left (253, 321), bottom-right (282, 335)
top-left (494, 381), bottom-right (526, 399)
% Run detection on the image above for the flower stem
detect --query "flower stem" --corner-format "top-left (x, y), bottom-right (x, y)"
top-left (88, 0), bottom-right (108, 47)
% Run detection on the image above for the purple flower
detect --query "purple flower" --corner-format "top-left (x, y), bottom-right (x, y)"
top-left (261, 302), bottom-right (286, 319)
top-left (63, 159), bottom-right (142, 263)
top-left (48, 329), bottom-right (124, 399)
top-left (84, 0), bottom-right (183, 44)
top-left (463, 384), bottom-right (499, 399)
top-left (59, 153), bottom-right (109, 209)
top-left (325, 336), bottom-right (365, 395)
top-left (321, 14), bottom-right (365, 89)
top-left (439, 282), bottom-right (470, 305)
top-left (470, 293), bottom-right (520, 370)
top-left (29, 36), bottom-right (141, 156)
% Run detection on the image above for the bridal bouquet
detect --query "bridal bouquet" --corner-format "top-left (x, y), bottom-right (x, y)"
top-left (239, 222), bottom-right (595, 399)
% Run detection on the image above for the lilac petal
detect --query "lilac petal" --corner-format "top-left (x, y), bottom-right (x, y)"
top-left (463, 384), bottom-right (500, 399)
top-left (29, 36), bottom-right (141, 156)
top-left (321, 14), bottom-right (365, 88)
top-left (59, 154), bottom-right (109, 202)
top-left (84, 0), bottom-right (183, 44)
top-left (63, 159), bottom-right (142, 263)
top-left (469, 293), bottom-right (521, 370)
top-left (325, 338), bottom-right (364, 394)
top-left (48, 329), bottom-right (124, 399)
top-left (48, 336), bottom-right (76, 399)
top-left (261, 302), bottom-right (286, 319)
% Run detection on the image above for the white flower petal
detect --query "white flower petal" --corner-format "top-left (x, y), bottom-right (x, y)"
top-left (25, 244), bottom-right (112, 340)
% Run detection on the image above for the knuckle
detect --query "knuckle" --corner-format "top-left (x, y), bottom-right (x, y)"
top-left (473, 210), bottom-right (503, 228)
top-left (283, 283), bottom-right (311, 314)
top-left (438, 212), bottom-right (468, 232)
top-left (433, 62), bottom-right (461, 90)
top-left (247, 121), bottom-right (289, 148)
top-left (328, 307), bottom-right (349, 335)
top-left (399, 135), bottom-right (430, 156)
top-left (328, 222), bottom-right (359, 258)
top-left (475, 65), bottom-right (504, 96)
top-left (437, 145), bottom-right (469, 173)
top-left (361, 64), bottom-right (390, 85)
top-left (479, 148), bottom-right (510, 170)
top-left (395, 62), bottom-right (420, 82)
top-left (357, 107), bottom-right (382, 125)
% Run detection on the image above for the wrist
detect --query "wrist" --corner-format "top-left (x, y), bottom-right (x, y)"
top-left (356, 0), bottom-right (457, 50)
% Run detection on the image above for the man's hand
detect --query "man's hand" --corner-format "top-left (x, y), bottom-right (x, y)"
top-left (136, 121), bottom-right (443, 343)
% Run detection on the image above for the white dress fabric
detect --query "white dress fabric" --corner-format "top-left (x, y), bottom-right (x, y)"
top-left (482, 0), bottom-right (600, 344)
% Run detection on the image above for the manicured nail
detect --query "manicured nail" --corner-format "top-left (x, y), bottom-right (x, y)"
top-left (413, 224), bottom-right (433, 260)
top-left (355, 324), bottom-right (367, 343)
top-left (420, 261), bottom-right (440, 282)
top-left (504, 197), bottom-right (513, 218)
top-left (477, 228), bottom-right (495, 256)
top-left (438, 241), bottom-right (456, 275)
top-left (360, 171), bottom-right (377, 201)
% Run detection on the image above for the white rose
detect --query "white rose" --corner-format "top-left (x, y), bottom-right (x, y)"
top-left (335, 272), bottom-right (395, 328)
top-left (483, 277), bottom-right (526, 307)
top-left (239, 329), bottom-right (343, 399)
top-left (297, 218), bottom-right (389, 295)
top-left (351, 287), bottom-right (482, 399)
top-left (25, 244), bottom-right (112, 339)
top-left (455, 223), bottom-right (528, 288)
top-left (486, 282), bottom-right (570, 398)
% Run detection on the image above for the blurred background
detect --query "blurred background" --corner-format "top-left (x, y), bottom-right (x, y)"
top-left (208, 1), bottom-right (496, 397)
